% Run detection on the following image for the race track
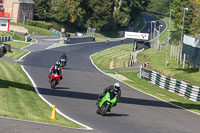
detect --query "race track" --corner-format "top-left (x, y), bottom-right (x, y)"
top-left (22, 40), bottom-right (200, 133)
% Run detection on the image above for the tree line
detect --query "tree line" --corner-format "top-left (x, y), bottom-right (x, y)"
top-left (33, 0), bottom-right (199, 37)
top-left (148, 0), bottom-right (200, 38)
top-left (33, 0), bottom-right (150, 32)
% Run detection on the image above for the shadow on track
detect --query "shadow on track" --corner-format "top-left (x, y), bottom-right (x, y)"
top-left (106, 113), bottom-right (129, 117)
top-left (38, 88), bottom-right (190, 109)
top-left (55, 87), bottom-right (70, 90)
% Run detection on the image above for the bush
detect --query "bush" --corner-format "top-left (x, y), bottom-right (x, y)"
top-left (27, 20), bottom-right (53, 30)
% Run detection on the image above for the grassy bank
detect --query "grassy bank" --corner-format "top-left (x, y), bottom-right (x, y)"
top-left (0, 61), bottom-right (82, 128)
top-left (91, 42), bottom-right (200, 114)
top-left (3, 41), bottom-right (30, 60)
top-left (11, 23), bottom-right (52, 36)
top-left (92, 43), bottom-right (133, 69)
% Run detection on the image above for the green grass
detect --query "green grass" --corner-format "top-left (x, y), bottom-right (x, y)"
top-left (4, 41), bottom-right (29, 49)
top-left (47, 43), bottom-right (65, 49)
top-left (10, 23), bottom-right (53, 36)
top-left (91, 42), bottom-right (200, 114)
top-left (13, 33), bottom-right (25, 41)
top-left (0, 61), bottom-right (82, 128)
top-left (108, 70), bottom-right (200, 114)
top-left (92, 43), bottom-right (133, 69)
top-left (3, 41), bottom-right (30, 60)
top-left (4, 49), bottom-right (28, 60)
top-left (137, 46), bottom-right (200, 87)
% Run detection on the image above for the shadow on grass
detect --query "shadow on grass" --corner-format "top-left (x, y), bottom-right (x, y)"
top-left (175, 68), bottom-right (199, 73)
top-left (167, 67), bottom-right (199, 74)
top-left (38, 88), bottom-right (184, 109)
top-left (170, 102), bottom-right (200, 111)
top-left (0, 79), bottom-right (35, 92)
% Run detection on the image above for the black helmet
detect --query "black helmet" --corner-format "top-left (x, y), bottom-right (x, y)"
top-left (62, 52), bottom-right (66, 56)
top-left (114, 82), bottom-right (120, 92)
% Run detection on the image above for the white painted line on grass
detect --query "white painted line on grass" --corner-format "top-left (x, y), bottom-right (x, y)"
top-left (89, 50), bottom-right (200, 117)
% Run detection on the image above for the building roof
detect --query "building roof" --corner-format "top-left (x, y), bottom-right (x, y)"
top-left (18, 0), bottom-right (35, 4)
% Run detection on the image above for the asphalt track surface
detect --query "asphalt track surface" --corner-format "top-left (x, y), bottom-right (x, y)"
top-left (21, 37), bottom-right (200, 133)
top-left (2, 15), bottom-right (200, 133)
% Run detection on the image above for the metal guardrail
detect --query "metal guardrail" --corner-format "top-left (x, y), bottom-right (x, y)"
top-left (140, 67), bottom-right (200, 102)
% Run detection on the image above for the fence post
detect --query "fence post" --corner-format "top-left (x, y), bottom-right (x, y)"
top-left (177, 45), bottom-right (180, 63)
top-left (180, 52), bottom-right (182, 66)
top-left (170, 44), bottom-right (173, 57)
top-left (188, 54), bottom-right (190, 69)
top-left (173, 45), bottom-right (176, 59)
top-left (183, 54), bottom-right (186, 69)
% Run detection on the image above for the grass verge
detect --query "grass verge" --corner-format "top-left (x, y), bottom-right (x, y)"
top-left (108, 70), bottom-right (200, 114)
top-left (91, 43), bottom-right (200, 114)
top-left (92, 43), bottom-right (133, 69)
top-left (11, 23), bottom-right (52, 36)
top-left (3, 41), bottom-right (30, 60)
top-left (0, 60), bottom-right (82, 128)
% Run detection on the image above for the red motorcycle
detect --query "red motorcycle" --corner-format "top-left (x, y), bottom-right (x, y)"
top-left (49, 70), bottom-right (61, 89)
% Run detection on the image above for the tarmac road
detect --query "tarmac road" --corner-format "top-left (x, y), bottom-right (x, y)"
top-left (1, 15), bottom-right (199, 133)
top-left (21, 40), bottom-right (200, 133)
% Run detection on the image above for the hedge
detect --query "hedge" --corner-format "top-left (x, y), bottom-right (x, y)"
top-left (28, 20), bottom-right (53, 30)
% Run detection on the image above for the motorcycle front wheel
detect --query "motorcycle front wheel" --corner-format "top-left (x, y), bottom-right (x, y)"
top-left (50, 79), bottom-right (56, 89)
top-left (101, 103), bottom-right (110, 116)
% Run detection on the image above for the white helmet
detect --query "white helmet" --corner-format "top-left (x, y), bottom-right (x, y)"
top-left (114, 82), bottom-right (120, 92)
top-left (56, 61), bottom-right (60, 67)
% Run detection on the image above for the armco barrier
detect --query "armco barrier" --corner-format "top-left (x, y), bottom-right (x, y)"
top-left (140, 67), bottom-right (200, 102)
top-left (0, 36), bottom-right (12, 43)
top-left (64, 37), bottom-right (94, 44)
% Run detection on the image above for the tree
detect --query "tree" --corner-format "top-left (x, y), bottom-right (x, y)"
top-left (85, 0), bottom-right (114, 31)
top-left (170, 0), bottom-right (193, 35)
top-left (34, 0), bottom-right (53, 21)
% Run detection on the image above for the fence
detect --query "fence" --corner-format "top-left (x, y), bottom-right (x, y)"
top-left (182, 35), bottom-right (200, 68)
top-left (140, 67), bottom-right (200, 102)
top-left (0, 36), bottom-right (12, 43)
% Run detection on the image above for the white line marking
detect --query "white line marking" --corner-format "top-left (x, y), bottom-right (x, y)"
top-left (89, 49), bottom-right (200, 117)
top-left (21, 65), bottom-right (93, 130)
top-left (18, 51), bottom-right (31, 61)
top-left (18, 46), bottom-right (93, 130)
top-left (21, 39), bottom-right (38, 50)
top-left (0, 116), bottom-right (89, 130)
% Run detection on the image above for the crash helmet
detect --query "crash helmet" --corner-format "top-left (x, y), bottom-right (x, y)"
top-left (114, 82), bottom-right (120, 92)
top-left (62, 52), bottom-right (66, 56)
top-left (55, 61), bottom-right (60, 67)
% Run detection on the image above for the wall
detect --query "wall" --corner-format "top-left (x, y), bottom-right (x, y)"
top-left (9, 25), bottom-right (28, 33)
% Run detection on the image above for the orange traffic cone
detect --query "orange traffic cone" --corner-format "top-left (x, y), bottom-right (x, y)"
top-left (50, 105), bottom-right (56, 120)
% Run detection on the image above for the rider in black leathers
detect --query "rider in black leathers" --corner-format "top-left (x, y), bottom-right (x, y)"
top-left (97, 82), bottom-right (121, 109)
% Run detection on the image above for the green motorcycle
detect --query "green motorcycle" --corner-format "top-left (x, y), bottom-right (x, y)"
top-left (96, 92), bottom-right (117, 116)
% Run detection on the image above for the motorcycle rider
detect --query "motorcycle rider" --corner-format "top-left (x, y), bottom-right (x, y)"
top-left (59, 52), bottom-right (68, 65)
top-left (97, 82), bottom-right (121, 111)
top-left (49, 61), bottom-right (63, 80)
